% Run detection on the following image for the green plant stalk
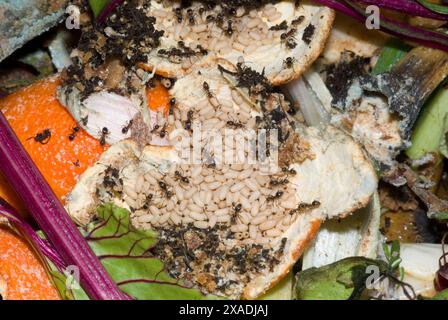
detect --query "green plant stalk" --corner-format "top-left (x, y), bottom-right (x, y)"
top-left (416, 0), bottom-right (448, 15)
top-left (372, 39), bottom-right (411, 75)
top-left (433, 288), bottom-right (448, 300)
top-left (406, 87), bottom-right (448, 160)
top-left (88, 0), bottom-right (112, 17)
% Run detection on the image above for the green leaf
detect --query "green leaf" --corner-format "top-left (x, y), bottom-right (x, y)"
top-left (48, 270), bottom-right (90, 300)
top-left (407, 87), bottom-right (448, 160)
top-left (259, 272), bottom-right (293, 300)
top-left (383, 240), bottom-right (402, 271)
top-left (88, 0), bottom-right (112, 17)
top-left (439, 114), bottom-right (448, 159)
top-left (293, 257), bottom-right (388, 300)
top-left (34, 231), bottom-right (89, 300)
top-left (433, 289), bottom-right (448, 300)
top-left (428, 211), bottom-right (448, 221)
top-left (372, 39), bottom-right (411, 75)
top-left (39, 256), bottom-right (89, 300)
top-left (0, 49), bottom-right (55, 93)
top-left (416, 0), bottom-right (448, 15)
top-left (18, 49), bottom-right (54, 76)
top-left (82, 203), bottom-right (221, 300)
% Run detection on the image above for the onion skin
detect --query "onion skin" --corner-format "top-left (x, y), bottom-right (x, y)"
top-left (0, 111), bottom-right (129, 300)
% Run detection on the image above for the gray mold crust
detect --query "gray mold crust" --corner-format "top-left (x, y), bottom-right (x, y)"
top-left (0, 0), bottom-right (67, 62)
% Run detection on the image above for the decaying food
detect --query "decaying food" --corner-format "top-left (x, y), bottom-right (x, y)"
top-left (66, 125), bottom-right (377, 299)
top-left (327, 47), bottom-right (448, 167)
top-left (141, 0), bottom-right (335, 84)
top-left (57, 0), bottom-right (335, 145)
top-left (320, 15), bottom-right (389, 65)
top-left (59, 0), bottom-right (379, 300)
top-left (298, 21), bottom-right (448, 169)
top-left (58, 87), bottom-right (150, 145)
top-left (64, 33), bottom-right (377, 297)
top-left (0, 0), bottom-right (67, 63)
top-left (4, 0), bottom-right (448, 302)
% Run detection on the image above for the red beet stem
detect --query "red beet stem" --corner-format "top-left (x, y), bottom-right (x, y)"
top-left (0, 111), bottom-right (129, 300)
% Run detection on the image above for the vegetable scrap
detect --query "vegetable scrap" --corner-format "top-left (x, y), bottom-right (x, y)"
top-left (1, 0), bottom-right (448, 302)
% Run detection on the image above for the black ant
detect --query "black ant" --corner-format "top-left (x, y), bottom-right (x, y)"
top-left (292, 16), bottom-right (305, 26)
top-left (196, 45), bottom-right (208, 56)
top-left (151, 124), bottom-right (160, 134)
top-left (103, 172), bottom-right (121, 192)
top-left (174, 7), bottom-right (183, 23)
top-left (234, 203), bottom-right (242, 213)
top-left (174, 171), bottom-right (190, 184)
top-left (105, 166), bottom-right (119, 179)
top-left (269, 20), bottom-right (288, 31)
top-left (158, 180), bottom-right (167, 190)
top-left (102, 173), bottom-right (116, 189)
top-left (282, 167), bottom-right (297, 176)
top-left (281, 28), bottom-right (297, 41)
top-left (231, 203), bottom-right (242, 224)
top-left (81, 116), bottom-right (89, 126)
top-left (267, 190), bottom-right (284, 202)
top-left (207, 159), bottom-right (216, 169)
top-left (73, 159), bottom-right (80, 167)
top-left (290, 201), bottom-right (321, 215)
top-left (152, 113), bottom-right (167, 138)
top-left (68, 126), bottom-right (80, 141)
top-left (184, 110), bottom-right (194, 131)
top-left (206, 14), bottom-right (216, 23)
top-left (158, 181), bottom-right (173, 198)
top-left (283, 57), bottom-right (296, 69)
top-left (281, 29), bottom-right (298, 49)
top-left (187, 9), bottom-right (195, 25)
top-left (228, 7), bottom-right (237, 16)
top-left (121, 120), bottom-right (133, 135)
top-left (270, 178), bottom-right (289, 186)
top-left (278, 237), bottom-right (287, 254)
top-left (142, 194), bottom-right (153, 210)
top-left (279, 129), bottom-right (291, 143)
top-left (99, 127), bottom-right (109, 146)
top-left (29, 128), bottom-right (51, 145)
top-left (226, 120), bottom-right (244, 129)
top-left (216, 13), bottom-right (224, 26)
top-left (203, 81), bottom-right (213, 98)
top-left (203, 81), bottom-right (220, 108)
top-left (226, 20), bottom-right (233, 36)
top-left (159, 124), bottom-right (168, 138)
top-left (287, 39), bottom-right (297, 49)
top-left (205, 1), bottom-right (215, 10)
top-left (169, 98), bottom-right (176, 115)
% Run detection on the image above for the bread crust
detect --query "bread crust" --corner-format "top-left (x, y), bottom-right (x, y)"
top-left (140, 2), bottom-right (335, 86)
top-left (270, 9), bottom-right (335, 86)
top-left (242, 219), bottom-right (322, 299)
top-left (66, 125), bottom-right (377, 299)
